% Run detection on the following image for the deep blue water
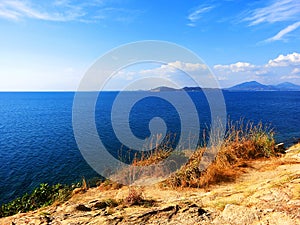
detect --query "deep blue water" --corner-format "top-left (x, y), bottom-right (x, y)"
top-left (0, 91), bottom-right (300, 204)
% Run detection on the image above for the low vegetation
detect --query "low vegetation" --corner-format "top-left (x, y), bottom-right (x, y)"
top-left (98, 179), bottom-right (123, 191)
top-left (123, 187), bottom-right (155, 207)
top-left (164, 121), bottom-right (278, 188)
top-left (0, 183), bottom-right (73, 218)
top-left (1, 120), bottom-right (283, 218)
top-left (109, 120), bottom-right (279, 188)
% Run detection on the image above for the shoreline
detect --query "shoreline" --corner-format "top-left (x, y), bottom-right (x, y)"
top-left (1, 143), bottom-right (299, 224)
top-left (1, 134), bottom-right (299, 207)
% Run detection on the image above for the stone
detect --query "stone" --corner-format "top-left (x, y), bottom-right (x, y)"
top-left (75, 204), bottom-right (91, 212)
top-left (213, 204), bottom-right (260, 225)
top-left (275, 143), bottom-right (286, 153)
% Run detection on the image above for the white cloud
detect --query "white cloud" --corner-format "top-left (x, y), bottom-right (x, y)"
top-left (168, 61), bottom-right (207, 72)
top-left (244, 0), bottom-right (300, 26)
top-left (111, 54), bottom-right (300, 88)
top-left (214, 62), bottom-right (257, 73)
top-left (265, 21), bottom-right (300, 42)
top-left (187, 5), bottom-right (214, 26)
top-left (0, 0), bottom-right (83, 21)
top-left (213, 52), bottom-right (300, 86)
top-left (106, 61), bottom-right (211, 90)
top-left (266, 52), bottom-right (300, 67)
top-left (0, 0), bottom-right (139, 23)
top-left (131, 61), bottom-right (208, 79)
top-left (126, 61), bottom-right (208, 78)
top-left (280, 75), bottom-right (300, 79)
top-left (214, 53), bottom-right (300, 72)
top-left (244, 0), bottom-right (300, 42)
top-left (292, 68), bottom-right (300, 74)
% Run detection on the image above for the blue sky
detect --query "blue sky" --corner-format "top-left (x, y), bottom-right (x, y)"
top-left (0, 0), bottom-right (300, 90)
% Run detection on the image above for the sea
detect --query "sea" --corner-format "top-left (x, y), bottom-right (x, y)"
top-left (0, 91), bottom-right (299, 204)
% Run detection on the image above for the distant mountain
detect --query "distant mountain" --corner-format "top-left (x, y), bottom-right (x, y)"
top-left (150, 86), bottom-right (222, 92)
top-left (275, 82), bottom-right (300, 91)
top-left (228, 81), bottom-right (274, 91)
top-left (149, 81), bottom-right (300, 92)
top-left (182, 87), bottom-right (202, 92)
top-left (150, 86), bottom-right (179, 92)
top-left (228, 81), bottom-right (300, 91)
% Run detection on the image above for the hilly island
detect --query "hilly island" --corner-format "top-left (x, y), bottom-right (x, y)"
top-left (150, 81), bottom-right (300, 92)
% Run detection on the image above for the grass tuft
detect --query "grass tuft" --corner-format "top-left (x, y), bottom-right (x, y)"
top-left (123, 187), bottom-right (144, 206)
top-left (163, 120), bottom-right (279, 188)
top-left (98, 179), bottom-right (123, 191)
top-left (122, 187), bottom-right (155, 207)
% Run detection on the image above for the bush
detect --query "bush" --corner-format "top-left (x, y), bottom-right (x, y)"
top-left (123, 187), bottom-right (144, 206)
top-left (0, 183), bottom-right (72, 218)
top-left (122, 187), bottom-right (155, 207)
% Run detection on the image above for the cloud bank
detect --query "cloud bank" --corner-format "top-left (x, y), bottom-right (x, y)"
top-left (214, 52), bottom-right (300, 87)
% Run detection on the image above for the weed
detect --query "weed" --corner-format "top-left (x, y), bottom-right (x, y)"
top-left (122, 187), bottom-right (155, 207)
top-left (123, 187), bottom-right (144, 206)
top-left (81, 177), bottom-right (88, 191)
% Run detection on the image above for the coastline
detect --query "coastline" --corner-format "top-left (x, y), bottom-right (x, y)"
top-left (1, 91), bottom-right (300, 205)
top-left (1, 143), bottom-right (299, 224)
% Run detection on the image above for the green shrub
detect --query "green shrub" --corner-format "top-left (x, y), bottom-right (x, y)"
top-left (0, 183), bottom-right (72, 218)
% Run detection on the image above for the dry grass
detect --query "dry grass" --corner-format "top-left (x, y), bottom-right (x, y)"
top-left (108, 120), bottom-right (280, 189)
top-left (98, 179), bottom-right (123, 191)
top-left (81, 177), bottom-right (89, 191)
top-left (122, 187), bottom-right (156, 207)
top-left (111, 134), bottom-right (187, 185)
top-left (123, 187), bottom-right (144, 206)
top-left (163, 120), bottom-right (280, 188)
